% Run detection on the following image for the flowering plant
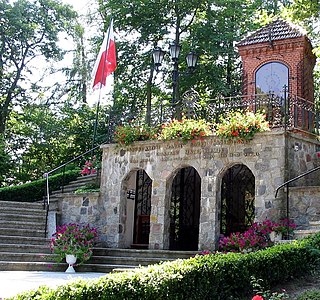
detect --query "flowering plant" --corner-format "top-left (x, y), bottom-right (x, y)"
top-left (158, 118), bottom-right (213, 143)
top-left (216, 110), bottom-right (270, 142)
top-left (50, 223), bottom-right (98, 265)
top-left (81, 156), bottom-right (98, 176)
top-left (114, 124), bottom-right (158, 145)
top-left (218, 220), bottom-right (274, 253)
top-left (218, 219), bottom-right (296, 253)
top-left (272, 218), bottom-right (296, 235)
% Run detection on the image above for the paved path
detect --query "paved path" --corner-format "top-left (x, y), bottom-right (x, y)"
top-left (0, 271), bottom-right (107, 299)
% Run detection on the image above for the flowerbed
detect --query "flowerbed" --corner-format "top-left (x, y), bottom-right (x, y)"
top-left (113, 110), bottom-right (270, 146)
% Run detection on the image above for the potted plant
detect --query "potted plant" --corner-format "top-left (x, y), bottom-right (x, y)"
top-left (50, 223), bottom-right (98, 272)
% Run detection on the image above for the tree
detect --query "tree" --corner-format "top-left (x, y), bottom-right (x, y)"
top-left (98, 0), bottom-right (265, 124)
top-left (0, 0), bottom-right (78, 135)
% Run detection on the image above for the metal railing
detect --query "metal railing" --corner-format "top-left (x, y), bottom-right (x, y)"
top-left (43, 144), bottom-right (101, 237)
top-left (275, 165), bottom-right (320, 237)
top-left (149, 92), bottom-right (320, 135)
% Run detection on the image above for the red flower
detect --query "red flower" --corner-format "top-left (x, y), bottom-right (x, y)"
top-left (252, 295), bottom-right (264, 300)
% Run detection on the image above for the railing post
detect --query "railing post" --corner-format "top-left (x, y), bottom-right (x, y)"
top-left (286, 183), bottom-right (290, 239)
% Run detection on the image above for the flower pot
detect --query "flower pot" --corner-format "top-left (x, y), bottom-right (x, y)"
top-left (270, 231), bottom-right (282, 242)
top-left (65, 254), bottom-right (77, 273)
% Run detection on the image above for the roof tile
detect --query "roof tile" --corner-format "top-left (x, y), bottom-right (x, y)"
top-left (238, 19), bottom-right (307, 46)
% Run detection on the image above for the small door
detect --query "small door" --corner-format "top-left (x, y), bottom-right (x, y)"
top-left (133, 170), bottom-right (152, 247)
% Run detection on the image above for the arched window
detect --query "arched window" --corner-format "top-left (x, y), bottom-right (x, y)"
top-left (255, 62), bottom-right (289, 97)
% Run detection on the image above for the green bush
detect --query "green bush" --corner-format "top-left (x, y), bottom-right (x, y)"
top-left (297, 290), bottom-right (320, 300)
top-left (9, 234), bottom-right (320, 300)
top-left (0, 169), bottom-right (80, 202)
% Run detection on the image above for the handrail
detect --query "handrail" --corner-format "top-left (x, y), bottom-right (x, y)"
top-left (43, 143), bottom-right (103, 237)
top-left (275, 165), bottom-right (320, 198)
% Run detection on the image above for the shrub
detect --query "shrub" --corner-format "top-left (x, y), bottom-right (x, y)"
top-left (10, 234), bottom-right (320, 300)
top-left (297, 290), bottom-right (320, 300)
top-left (0, 169), bottom-right (79, 202)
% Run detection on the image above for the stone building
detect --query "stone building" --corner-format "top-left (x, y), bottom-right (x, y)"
top-left (53, 19), bottom-right (320, 251)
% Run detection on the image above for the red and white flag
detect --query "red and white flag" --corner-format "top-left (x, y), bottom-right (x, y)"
top-left (92, 20), bottom-right (117, 90)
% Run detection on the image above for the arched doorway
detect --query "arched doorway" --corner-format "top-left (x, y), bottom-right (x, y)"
top-left (220, 164), bottom-right (255, 236)
top-left (132, 170), bottom-right (152, 248)
top-left (169, 167), bottom-right (201, 251)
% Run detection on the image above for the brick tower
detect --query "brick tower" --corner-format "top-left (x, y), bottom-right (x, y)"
top-left (238, 19), bottom-right (316, 103)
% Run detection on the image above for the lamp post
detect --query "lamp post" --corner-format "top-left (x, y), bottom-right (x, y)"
top-left (152, 42), bottom-right (198, 119)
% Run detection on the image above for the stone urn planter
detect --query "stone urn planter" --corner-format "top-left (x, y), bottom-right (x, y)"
top-left (65, 254), bottom-right (77, 273)
top-left (270, 231), bottom-right (282, 242)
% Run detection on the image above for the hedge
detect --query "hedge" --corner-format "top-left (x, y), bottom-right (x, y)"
top-left (0, 169), bottom-right (80, 202)
top-left (9, 234), bottom-right (320, 300)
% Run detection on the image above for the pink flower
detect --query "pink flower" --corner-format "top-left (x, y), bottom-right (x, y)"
top-left (252, 295), bottom-right (264, 300)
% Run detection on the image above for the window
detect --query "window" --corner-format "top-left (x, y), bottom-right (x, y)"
top-left (255, 62), bottom-right (289, 97)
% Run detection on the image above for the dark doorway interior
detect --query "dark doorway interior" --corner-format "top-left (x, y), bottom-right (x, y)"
top-left (170, 167), bottom-right (201, 251)
top-left (133, 170), bottom-right (152, 248)
top-left (221, 164), bottom-right (255, 236)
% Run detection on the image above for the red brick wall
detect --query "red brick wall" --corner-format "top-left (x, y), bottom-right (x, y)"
top-left (238, 36), bottom-right (316, 103)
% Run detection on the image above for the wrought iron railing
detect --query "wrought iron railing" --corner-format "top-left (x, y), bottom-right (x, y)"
top-left (43, 145), bottom-right (101, 237)
top-left (275, 165), bottom-right (320, 237)
top-left (134, 91), bottom-right (319, 136)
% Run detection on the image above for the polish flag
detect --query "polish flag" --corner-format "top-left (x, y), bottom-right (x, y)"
top-left (92, 20), bottom-right (117, 90)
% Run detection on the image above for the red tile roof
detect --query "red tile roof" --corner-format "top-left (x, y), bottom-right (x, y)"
top-left (238, 18), bottom-right (307, 46)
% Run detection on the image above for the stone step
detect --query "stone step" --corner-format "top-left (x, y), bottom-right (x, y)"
top-left (52, 175), bottom-right (99, 194)
top-left (0, 243), bottom-right (51, 254)
top-left (0, 252), bottom-right (53, 263)
top-left (0, 213), bottom-right (46, 223)
top-left (0, 206), bottom-right (46, 216)
top-left (0, 220), bottom-right (44, 230)
top-left (0, 201), bottom-right (43, 209)
top-left (88, 255), bottom-right (175, 266)
top-left (0, 261), bottom-right (65, 272)
top-left (93, 248), bottom-right (197, 260)
top-left (0, 235), bottom-right (49, 245)
top-left (0, 227), bottom-right (45, 238)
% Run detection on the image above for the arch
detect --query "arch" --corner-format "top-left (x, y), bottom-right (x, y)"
top-left (220, 164), bottom-right (255, 236)
top-left (255, 61), bottom-right (289, 97)
top-left (121, 168), bottom-right (152, 249)
top-left (169, 166), bottom-right (201, 251)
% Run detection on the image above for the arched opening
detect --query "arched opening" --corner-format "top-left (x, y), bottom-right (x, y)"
top-left (169, 166), bottom-right (201, 251)
top-left (220, 164), bottom-right (255, 236)
top-left (132, 169), bottom-right (152, 249)
top-left (255, 61), bottom-right (289, 97)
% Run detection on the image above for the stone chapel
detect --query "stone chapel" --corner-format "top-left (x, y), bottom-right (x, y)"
top-left (53, 19), bottom-right (320, 251)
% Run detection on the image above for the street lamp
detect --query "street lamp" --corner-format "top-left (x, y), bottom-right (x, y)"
top-left (152, 41), bottom-right (198, 119)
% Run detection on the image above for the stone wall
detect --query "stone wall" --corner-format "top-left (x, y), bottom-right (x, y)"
top-left (51, 192), bottom-right (108, 246)
top-left (100, 131), bottom-right (288, 250)
top-left (287, 130), bottom-right (320, 186)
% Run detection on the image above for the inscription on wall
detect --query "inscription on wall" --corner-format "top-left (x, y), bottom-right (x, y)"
top-left (115, 140), bottom-right (260, 164)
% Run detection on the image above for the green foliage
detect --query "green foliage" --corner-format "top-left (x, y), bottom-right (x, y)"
top-left (158, 118), bottom-right (213, 143)
top-left (216, 110), bottom-right (270, 142)
top-left (0, 0), bottom-right (78, 134)
top-left (114, 124), bottom-right (159, 145)
top-left (0, 170), bottom-right (79, 202)
top-left (297, 290), bottom-right (320, 300)
top-left (9, 234), bottom-right (320, 300)
top-left (74, 184), bottom-right (100, 194)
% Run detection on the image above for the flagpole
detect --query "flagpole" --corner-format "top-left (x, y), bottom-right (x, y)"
top-left (91, 19), bottom-right (114, 152)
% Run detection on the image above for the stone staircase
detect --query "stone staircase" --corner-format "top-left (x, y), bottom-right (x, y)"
top-left (0, 175), bottom-right (196, 272)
